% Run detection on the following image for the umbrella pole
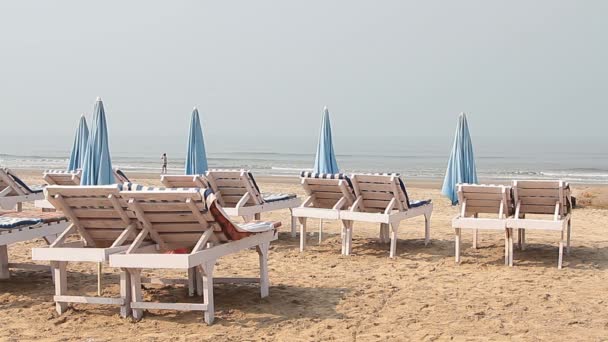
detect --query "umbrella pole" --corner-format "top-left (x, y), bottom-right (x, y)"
top-left (97, 262), bottom-right (102, 296)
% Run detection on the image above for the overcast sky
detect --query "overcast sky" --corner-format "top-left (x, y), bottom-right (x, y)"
top-left (0, 1), bottom-right (606, 155)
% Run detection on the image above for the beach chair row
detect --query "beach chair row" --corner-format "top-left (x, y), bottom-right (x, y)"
top-left (29, 184), bottom-right (279, 324)
top-left (292, 172), bottom-right (433, 258)
top-left (452, 180), bottom-right (572, 268)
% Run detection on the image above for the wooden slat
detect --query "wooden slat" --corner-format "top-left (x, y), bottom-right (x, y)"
top-left (138, 202), bottom-right (205, 212)
top-left (72, 208), bottom-right (136, 218)
top-left (462, 192), bottom-right (503, 201)
top-left (460, 185), bottom-right (504, 194)
top-left (517, 189), bottom-right (560, 198)
top-left (159, 232), bottom-right (205, 243)
top-left (79, 219), bottom-right (128, 229)
top-left (314, 192), bottom-right (343, 200)
top-left (362, 199), bottom-right (391, 209)
top-left (145, 212), bottom-right (198, 223)
top-left (357, 182), bottom-right (393, 192)
top-left (519, 204), bottom-right (560, 214)
top-left (515, 181), bottom-right (561, 189)
top-left (62, 197), bottom-right (113, 208)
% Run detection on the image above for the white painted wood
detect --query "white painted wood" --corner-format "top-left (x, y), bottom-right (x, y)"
top-left (0, 245), bottom-right (8, 279)
top-left (130, 302), bottom-right (208, 311)
top-left (51, 261), bottom-right (68, 314)
top-left (119, 270), bottom-right (131, 318)
top-left (54, 295), bottom-right (124, 305)
top-left (201, 261), bottom-right (215, 325)
top-left (455, 228), bottom-right (461, 264)
top-left (257, 242), bottom-right (269, 298)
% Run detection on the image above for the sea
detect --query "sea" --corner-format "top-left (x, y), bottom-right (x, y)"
top-left (1, 136), bottom-right (607, 184)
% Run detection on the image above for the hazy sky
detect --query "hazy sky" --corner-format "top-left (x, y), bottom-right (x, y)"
top-left (0, 1), bottom-right (606, 155)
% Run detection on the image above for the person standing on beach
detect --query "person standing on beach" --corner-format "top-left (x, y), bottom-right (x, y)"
top-left (161, 153), bottom-right (168, 174)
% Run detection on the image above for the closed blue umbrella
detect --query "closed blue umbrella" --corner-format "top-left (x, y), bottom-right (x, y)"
top-left (67, 115), bottom-right (89, 171)
top-left (313, 106), bottom-right (339, 174)
top-left (441, 112), bottom-right (478, 204)
top-left (185, 107), bottom-right (208, 175)
top-left (80, 97), bottom-right (115, 185)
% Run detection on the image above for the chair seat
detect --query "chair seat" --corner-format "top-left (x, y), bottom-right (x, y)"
top-left (262, 193), bottom-right (297, 203)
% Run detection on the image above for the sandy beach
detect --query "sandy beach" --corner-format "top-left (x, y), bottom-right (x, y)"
top-left (1, 170), bottom-right (608, 341)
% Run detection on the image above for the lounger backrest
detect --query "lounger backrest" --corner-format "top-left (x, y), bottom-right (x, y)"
top-left (43, 169), bottom-right (82, 185)
top-left (45, 184), bottom-right (139, 248)
top-left (299, 171), bottom-right (355, 209)
top-left (120, 186), bottom-right (249, 253)
top-left (161, 174), bottom-right (210, 189)
top-left (205, 170), bottom-right (263, 207)
top-left (457, 184), bottom-right (513, 217)
top-left (512, 180), bottom-right (571, 217)
top-left (350, 173), bottom-right (410, 213)
top-left (0, 168), bottom-right (36, 195)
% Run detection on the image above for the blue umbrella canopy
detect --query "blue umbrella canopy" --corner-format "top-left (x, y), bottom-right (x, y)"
top-left (67, 115), bottom-right (89, 171)
top-left (313, 106), bottom-right (339, 174)
top-left (185, 107), bottom-right (208, 175)
top-left (80, 97), bottom-right (115, 185)
top-left (441, 112), bottom-right (478, 204)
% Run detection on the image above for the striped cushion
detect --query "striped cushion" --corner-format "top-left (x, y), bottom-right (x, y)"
top-left (44, 169), bottom-right (80, 174)
top-left (0, 216), bottom-right (42, 229)
top-left (262, 193), bottom-right (297, 203)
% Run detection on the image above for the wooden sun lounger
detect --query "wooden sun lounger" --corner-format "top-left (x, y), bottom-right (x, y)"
top-left (31, 185), bottom-right (152, 317)
top-left (43, 169), bottom-right (82, 186)
top-left (109, 187), bottom-right (279, 324)
top-left (339, 174), bottom-right (433, 258)
top-left (0, 168), bottom-right (44, 211)
top-left (291, 172), bottom-right (355, 251)
top-left (452, 184), bottom-right (514, 265)
top-left (0, 210), bottom-right (69, 279)
top-left (162, 170), bottom-right (300, 235)
top-left (505, 180), bottom-right (573, 269)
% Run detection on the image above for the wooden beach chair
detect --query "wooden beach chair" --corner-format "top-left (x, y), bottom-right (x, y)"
top-left (31, 185), bottom-right (152, 317)
top-left (43, 169), bottom-right (82, 186)
top-left (0, 210), bottom-right (68, 280)
top-left (109, 186), bottom-right (279, 324)
top-left (163, 170), bottom-right (299, 234)
top-left (339, 174), bottom-right (433, 258)
top-left (0, 168), bottom-right (45, 210)
top-left (505, 180), bottom-right (573, 269)
top-left (452, 184), bottom-right (514, 265)
top-left (291, 172), bottom-right (355, 251)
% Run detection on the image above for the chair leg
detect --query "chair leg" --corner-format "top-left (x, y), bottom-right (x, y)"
top-left (424, 213), bottom-right (431, 246)
top-left (455, 228), bottom-right (461, 264)
top-left (318, 219), bottom-right (323, 244)
top-left (389, 223), bottom-right (399, 258)
top-left (256, 242), bottom-right (270, 298)
top-left (0, 245), bottom-right (9, 280)
top-left (566, 219), bottom-right (572, 255)
top-left (119, 269), bottom-right (131, 318)
top-left (97, 262), bottom-right (103, 296)
top-left (129, 269), bottom-right (144, 320)
top-left (472, 229), bottom-right (478, 249)
top-left (187, 267), bottom-right (196, 297)
top-left (298, 217), bottom-right (307, 252)
top-left (201, 261), bottom-right (215, 325)
top-left (51, 261), bottom-right (68, 314)
top-left (558, 231), bottom-right (564, 269)
top-left (289, 209), bottom-right (297, 238)
top-left (508, 229), bottom-right (514, 267)
top-left (504, 230), bottom-right (510, 266)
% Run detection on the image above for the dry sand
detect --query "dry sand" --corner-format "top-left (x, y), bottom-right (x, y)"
top-left (1, 171), bottom-right (608, 341)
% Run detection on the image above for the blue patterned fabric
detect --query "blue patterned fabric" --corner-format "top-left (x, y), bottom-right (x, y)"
top-left (0, 216), bottom-right (42, 229)
top-left (262, 193), bottom-right (297, 203)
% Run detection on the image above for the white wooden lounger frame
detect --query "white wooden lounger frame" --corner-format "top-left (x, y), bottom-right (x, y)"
top-left (162, 170), bottom-right (300, 235)
top-left (31, 185), bottom-right (155, 317)
top-left (0, 168), bottom-right (44, 211)
top-left (109, 188), bottom-right (278, 325)
top-left (339, 174), bottom-right (432, 258)
top-left (291, 174), bottom-right (355, 251)
top-left (1, 219), bottom-right (68, 279)
top-left (506, 180), bottom-right (572, 269)
top-left (452, 184), bottom-right (513, 265)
